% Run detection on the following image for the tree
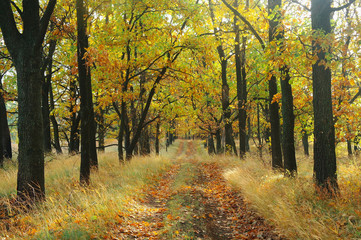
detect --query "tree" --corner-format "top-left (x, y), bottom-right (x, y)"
top-left (234, 0), bottom-right (248, 158)
top-left (221, 0), bottom-right (283, 164)
top-left (76, 0), bottom-right (98, 185)
top-left (209, 0), bottom-right (237, 155)
top-left (0, 0), bottom-right (56, 202)
top-left (311, 0), bottom-right (355, 194)
top-left (0, 48), bottom-right (12, 160)
top-left (269, 0), bottom-right (297, 175)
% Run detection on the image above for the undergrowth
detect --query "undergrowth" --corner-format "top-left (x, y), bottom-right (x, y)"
top-left (0, 142), bottom-right (179, 239)
top-left (223, 145), bottom-right (361, 240)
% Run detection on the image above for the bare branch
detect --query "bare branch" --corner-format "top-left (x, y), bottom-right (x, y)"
top-left (36, 0), bottom-right (57, 51)
top-left (0, 0), bottom-right (21, 57)
top-left (290, 0), bottom-right (310, 11)
top-left (349, 87), bottom-right (361, 104)
top-left (331, 0), bottom-right (356, 12)
top-left (220, 0), bottom-right (265, 50)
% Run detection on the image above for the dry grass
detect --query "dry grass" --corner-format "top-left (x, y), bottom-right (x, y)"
top-left (2, 141), bottom-right (361, 239)
top-left (223, 144), bottom-right (361, 240)
top-left (0, 143), bottom-right (179, 239)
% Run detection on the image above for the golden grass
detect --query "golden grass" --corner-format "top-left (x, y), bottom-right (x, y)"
top-left (0, 142), bottom-right (179, 239)
top-left (3, 140), bottom-right (361, 239)
top-left (223, 147), bottom-right (361, 240)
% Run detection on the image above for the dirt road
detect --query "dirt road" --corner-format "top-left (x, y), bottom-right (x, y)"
top-left (112, 140), bottom-right (284, 239)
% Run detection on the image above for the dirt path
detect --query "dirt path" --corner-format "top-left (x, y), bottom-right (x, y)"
top-left (113, 140), bottom-right (284, 239)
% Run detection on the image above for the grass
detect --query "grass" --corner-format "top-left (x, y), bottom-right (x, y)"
top-left (0, 142), bottom-right (180, 239)
top-left (222, 144), bottom-right (361, 240)
top-left (162, 160), bottom-right (204, 239)
top-left (2, 140), bottom-right (361, 239)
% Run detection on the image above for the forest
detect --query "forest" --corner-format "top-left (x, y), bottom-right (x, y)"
top-left (0, 0), bottom-right (361, 239)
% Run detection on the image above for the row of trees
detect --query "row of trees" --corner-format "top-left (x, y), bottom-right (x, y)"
top-left (0, 0), bottom-right (360, 203)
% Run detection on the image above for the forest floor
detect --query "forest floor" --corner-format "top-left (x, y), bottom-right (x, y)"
top-left (1, 139), bottom-right (361, 239)
top-left (109, 140), bottom-right (284, 239)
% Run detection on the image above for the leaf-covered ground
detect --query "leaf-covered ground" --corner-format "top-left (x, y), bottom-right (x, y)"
top-left (0, 140), bottom-right (286, 239)
top-left (107, 140), bottom-right (284, 239)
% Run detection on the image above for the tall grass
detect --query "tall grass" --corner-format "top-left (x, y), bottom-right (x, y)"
top-left (223, 147), bottom-right (361, 240)
top-left (0, 142), bottom-right (179, 239)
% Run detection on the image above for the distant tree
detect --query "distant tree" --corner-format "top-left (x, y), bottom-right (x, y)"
top-left (0, 51), bottom-right (12, 160)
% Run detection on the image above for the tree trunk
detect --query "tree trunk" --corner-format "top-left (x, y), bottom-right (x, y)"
top-left (155, 121), bottom-right (160, 155)
top-left (140, 126), bottom-right (151, 155)
top-left (311, 0), bottom-right (338, 194)
top-left (47, 40), bottom-right (62, 154)
top-left (209, 0), bottom-right (234, 155)
top-left (269, 0), bottom-right (297, 176)
top-left (0, 95), bottom-right (3, 167)
top-left (118, 122), bottom-right (124, 162)
top-left (16, 55), bottom-right (45, 201)
top-left (0, 0), bottom-right (56, 203)
top-left (246, 116), bottom-right (251, 152)
top-left (0, 81), bottom-right (12, 159)
top-left (77, 0), bottom-right (98, 185)
top-left (215, 128), bottom-right (222, 154)
top-left (122, 101), bottom-right (132, 160)
top-left (301, 129), bottom-right (309, 156)
top-left (268, 0), bottom-right (283, 169)
top-left (69, 112), bottom-right (80, 154)
top-left (219, 50), bottom-right (234, 155)
top-left (234, 0), bottom-right (248, 159)
top-left (208, 134), bottom-right (216, 154)
top-left (42, 74), bottom-right (52, 153)
top-left (257, 103), bottom-right (262, 158)
top-left (97, 108), bottom-right (106, 152)
top-left (281, 67), bottom-right (297, 176)
top-left (347, 139), bottom-right (352, 156)
top-left (42, 39), bottom-right (57, 153)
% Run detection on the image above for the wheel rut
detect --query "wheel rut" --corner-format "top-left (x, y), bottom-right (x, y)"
top-left (113, 140), bottom-right (285, 239)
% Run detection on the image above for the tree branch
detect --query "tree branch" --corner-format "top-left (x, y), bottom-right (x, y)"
top-left (36, 0), bottom-right (57, 51)
top-left (220, 0), bottom-right (265, 50)
top-left (290, 0), bottom-right (310, 11)
top-left (349, 87), bottom-right (361, 104)
top-left (10, 1), bottom-right (24, 20)
top-left (0, 0), bottom-right (21, 57)
top-left (331, 0), bottom-right (356, 12)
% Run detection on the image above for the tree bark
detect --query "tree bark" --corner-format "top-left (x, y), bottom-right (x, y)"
top-left (208, 0), bottom-right (235, 155)
top-left (97, 108), bottom-right (106, 152)
top-left (215, 128), bottom-right (222, 154)
top-left (208, 134), bottom-right (216, 155)
top-left (269, 0), bottom-right (297, 176)
top-left (42, 73), bottom-right (52, 153)
top-left (155, 121), bottom-right (160, 155)
top-left (301, 129), bottom-right (309, 156)
top-left (140, 125), bottom-right (151, 155)
top-left (0, 80), bottom-right (12, 159)
top-left (69, 111), bottom-right (80, 154)
top-left (0, 0), bottom-right (56, 203)
top-left (268, 0), bottom-right (283, 169)
top-left (42, 39), bottom-right (57, 153)
top-left (77, 0), bottom-right (98, 185)
top-left (281, 67), bottom-right (297, 176)
top-left (234, 0), bottom-right (248, 159)
top-left (347, 139), bottom-right (352, 156)
top-left (0, 92), bottom-right (3, 167)
top-left (311, 0), bottom-right (338, 194)
top-left (257, 103), bottom-right (263, 158)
